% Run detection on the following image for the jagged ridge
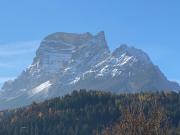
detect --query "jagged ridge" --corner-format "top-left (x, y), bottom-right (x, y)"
top-left (0, 31), bottom-right (179, 110)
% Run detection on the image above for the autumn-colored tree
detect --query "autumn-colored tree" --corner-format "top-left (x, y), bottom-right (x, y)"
top-left (101, 97), bottom-right (169, 135)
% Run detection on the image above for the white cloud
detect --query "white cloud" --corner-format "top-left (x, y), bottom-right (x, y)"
top-left (0, 40), bottom-right (40, 57)
top-left (170, 79), bottom-right (180, 85)
top-left (0, 63), bottom-right (17, 68)
top-left (0, 40), bottom-right (41, 88)
top-left (0, 40), bottom-right (40, 88)
top-left (0, 63), bottom-right (10, 68)
top-left (0, 40), bottom-right (40, 69)
top-left (0, 77), bottom-right (15, 83)
top-left (0, 77), bottom-right (15, 88)
top-left (176, 80), bottom-right (180, 84)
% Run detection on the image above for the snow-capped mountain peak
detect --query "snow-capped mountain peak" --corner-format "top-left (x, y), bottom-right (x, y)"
top-left (0, 31), bottom-right (179, 110)
top-left (112, 44), bottom-right (151, 64)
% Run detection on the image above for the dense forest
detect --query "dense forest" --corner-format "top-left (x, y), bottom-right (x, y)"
top-left (0, 90), bottom-right (180, 135)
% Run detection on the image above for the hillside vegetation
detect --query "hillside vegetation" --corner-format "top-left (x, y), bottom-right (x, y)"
top-left (0, 90), bottom-right (180, 135)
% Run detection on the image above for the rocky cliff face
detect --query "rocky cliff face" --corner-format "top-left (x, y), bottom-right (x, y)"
top-left (0, 31), bottom-right (179, 110)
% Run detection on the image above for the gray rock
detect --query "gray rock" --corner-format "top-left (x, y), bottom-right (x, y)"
top-left (0, 31), bottom-right (179, 110)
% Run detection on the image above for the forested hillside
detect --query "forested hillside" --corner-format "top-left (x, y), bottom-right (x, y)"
top-left (0, 90), bottom-right (180, 135)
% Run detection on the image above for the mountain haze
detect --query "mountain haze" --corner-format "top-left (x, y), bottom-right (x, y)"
top-left (0, 31), bottom-right (179, 110)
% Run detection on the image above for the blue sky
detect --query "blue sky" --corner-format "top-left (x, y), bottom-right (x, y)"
top-left (0, 0), bottom-right (180, 87)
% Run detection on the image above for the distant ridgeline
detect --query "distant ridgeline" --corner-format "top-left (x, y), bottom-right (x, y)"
top-left (0, 31), bottom-right (179, 110)
top-left (0, 90), bottom-right (180, 135)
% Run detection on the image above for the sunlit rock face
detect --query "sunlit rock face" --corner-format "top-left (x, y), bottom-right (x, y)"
top-left (0, 31), bottom-right (179, 110)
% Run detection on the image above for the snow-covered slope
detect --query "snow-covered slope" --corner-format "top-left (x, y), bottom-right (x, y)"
top-left (0, 32), bottom-right (179, 110)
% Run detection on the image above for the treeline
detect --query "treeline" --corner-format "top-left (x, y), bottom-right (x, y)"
top-left (0, 90), bottom-right (180, 135)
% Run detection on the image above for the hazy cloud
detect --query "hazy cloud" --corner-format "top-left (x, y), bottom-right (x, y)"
top-left (0, 77), bottom-right (15, 83)
top-left (0, 63), bottom-right (15, 68)
top-left (176, 80), bottom-right (180, 85)
top-left (0, 40), bottom-right (40, 57)
top-left (0, 40), bottom-right (40, 87)
top-left (0, 76), bottom-right (15, 88)
top-left (0, 40), bottom-right (40, 69)
top-left (170, 79), bottom-right (180, 85)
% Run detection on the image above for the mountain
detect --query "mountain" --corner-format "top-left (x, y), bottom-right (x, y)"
top-left (0, 31), bottom-right (179, 110)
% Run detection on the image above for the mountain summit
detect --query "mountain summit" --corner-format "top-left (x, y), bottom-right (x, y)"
top-left (0, 32), bottom-right (179, 109)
